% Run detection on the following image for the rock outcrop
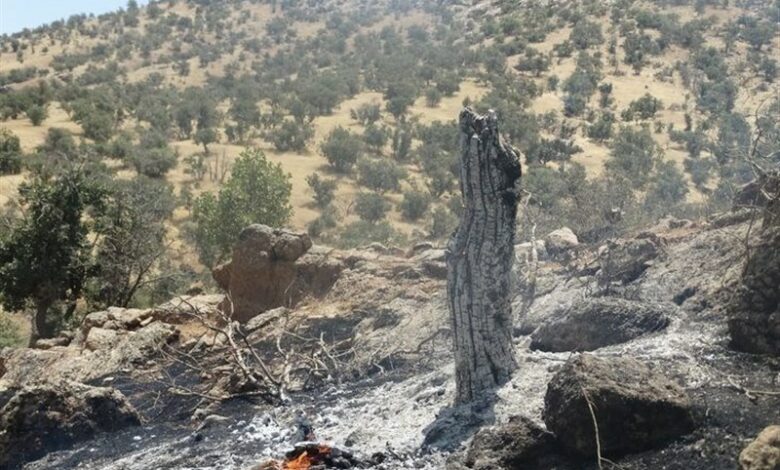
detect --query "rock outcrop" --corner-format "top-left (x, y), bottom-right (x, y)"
top-left (597, 234), bottom-right (662, 285)
top-left (729, 172), bottom-right (780, 356)
top-left (0, 381), bottom-right (140, 468)
top-left (213, 225), bottom-right (343, 323)
top-left (544, 354), bottom-right (694, 456)
top-left (463, 416), bottom-right (562, 470)
top-left (739, 425), bottom-right (780, 470)
top-left (530, 297), bottom-right (671, 352)
top-left (544, 227), bottom-right (579, 258)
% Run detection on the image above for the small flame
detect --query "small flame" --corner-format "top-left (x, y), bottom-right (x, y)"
top-left (283, 451), bottom-right (312, 470)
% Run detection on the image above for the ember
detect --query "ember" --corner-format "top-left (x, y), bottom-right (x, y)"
top-left (256, 442), bottom-right (361, 470)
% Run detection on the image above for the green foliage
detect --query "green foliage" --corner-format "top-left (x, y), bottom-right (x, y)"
top-left (307, 205), bottom-right (339, 238)
top-left (25, 104), bottom-right (48, 126)
top-left (398, 189), bottom-right (431, 221)
top-left (321, 126), bottom-right (363, 173)
top-left (644, 160), bottom-right (689, 212)
top-left (526, 138), bottom-right (582, 166)
top-left (587, 112), bottom-right (614, 142)
top-left (0, 170), bottom-right (104, 341)
top-left (132, 131), bottom-right (177, 178)
top-left (363, 124), bottom-right (389, 154)
top-left (391, 122), bottom-right (413, 162)
top-left (357, 157), bottom-right (406, 193)
top-left (88, 177), bottom-right (175, 309)
top-left (621, 93), bottom-right (663, 121)
top-left (570, 19), bottom-right (603, 49)
top-left (0, 128), bottom-right (23, 175)
top-left (605, 125), bottom-right (662, 189)
top-left (354, 191), bottom-right (389, 222)
top-left (0, 314), bottom-right (23, 348)
top-left (335, 220), bottom-right (404, 249)
top-left (306, 173), bottom-right (337, 208)
top-left (351, 103), bottom-right (382, 126)
top-left (192, 148), bottom-right (292, 267)
top-left (430, 205), bottom-right (457, 239)
top-left (271, 120), bottom-right (314, 152)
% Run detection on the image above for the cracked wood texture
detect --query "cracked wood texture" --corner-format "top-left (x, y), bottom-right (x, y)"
top-left (447, 107), bottom-right (522, 404)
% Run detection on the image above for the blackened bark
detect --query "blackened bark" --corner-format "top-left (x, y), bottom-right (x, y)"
top-left (447, 107), bottom-right (522, 404)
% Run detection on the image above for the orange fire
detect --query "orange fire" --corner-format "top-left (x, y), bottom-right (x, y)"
top-left (283, 451), bottom-right (312, 470)
top-left (260, 444), bottom-right (333, 470)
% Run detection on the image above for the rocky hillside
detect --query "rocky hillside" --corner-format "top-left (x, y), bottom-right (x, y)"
top-left (0, 0), bottom-right (778, 269)
top-left (1, 172), bottom-right (778, 468)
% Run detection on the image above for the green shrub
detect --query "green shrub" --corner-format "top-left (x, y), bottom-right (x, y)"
top-left (399, 189), bottom-right (431, 221)
top-left (354, 191), bottom-right (389, 222)
top-left (306, 173), bottom-right (338, 208)
top-left (0, 128), bottom-right (23, 175)
top-left (192, 148), bottom-right (292, 266)
top-left (335, 220), bottom-right (405, 249)
top-left (0, 314), bottom-right (23, 348)
top-left (25, 104), bottom-right (48, 126)
top-left (430, 206), bottom-right (457, 239)
top-left (357, 158), bottom-right (406, 193)
top-left (321, 126), bottom-right (362, 173)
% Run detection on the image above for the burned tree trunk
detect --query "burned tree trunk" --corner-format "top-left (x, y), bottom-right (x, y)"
top-left (447, 108), bottom-right (522, 404)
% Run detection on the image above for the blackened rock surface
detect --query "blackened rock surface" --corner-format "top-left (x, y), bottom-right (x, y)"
top-left (530, 297), bottom-right (671, 352)
top-left (728, 228), bottom-right (780, 355)
top-left (464, 416), bottom-right (566, 470)
top-left (0, 381), bottom-right (140, 468)
top-left (543, 354), bottom-right (694, 456)
top-left (597, 235), bottom-right (662, 285)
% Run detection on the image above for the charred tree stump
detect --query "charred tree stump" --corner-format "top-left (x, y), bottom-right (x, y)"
top-left (447, 108), bottom-right (522, 404)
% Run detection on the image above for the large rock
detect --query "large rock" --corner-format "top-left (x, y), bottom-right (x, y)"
top-left (83, 307), bottom-right (152, 332)
top-left (85, 327), bottom-right (120, 351)
top-left (544, 354), bottom-right (694, 456)
top-left (530, 297), bottom-right (671, 352)
top-left (0, 381), bottom-right (140, 468)
top-left (464, 416), bottom-right (562, 469)
top-left (729, 228), bottom-right (780, 355)
top-left (739, 425), bottom-right (780, 470)
top-left (597, 235), bottom-right (662, 285)
top-left (213, 225), bottom-right (342, 323)
top-left (544, 228), bottom-right (578, 257)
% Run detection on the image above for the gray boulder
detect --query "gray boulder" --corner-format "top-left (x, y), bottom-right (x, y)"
top-left (598, 235), bottom-right (662, 285)
top-left (544, 354), bottom-right (694, 456)
top-left (544, 228), bottom-right (578, 257)
top-left (0, 381), bottom-right (140, 468)
top-left (530, 297), bottom-right (671, 352)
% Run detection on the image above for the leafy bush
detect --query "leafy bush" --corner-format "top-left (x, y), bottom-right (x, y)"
top-left (306, 173), bottom-right (338, 208)
top-left (644, 160), bottom-right (689, 213)
top-left (321, 126), bottom-right (362, 173)
top-left (354, 192), bottom-right (389, 222)
top-left (0, 314), bottom-right (23, 348)
top-left (133, 147), bottom-right (177, 178)
top-left (271, 120), bottom-right (314, 152)
top-left (605, 126), bottom-right (662, 189)
top-left (25, 104), bottom-right (48, 126)
top-left (0, 128), bottom-right (23, 175)
top-left (621, 93), bottom-right (663, 121)
top-left (192, 148), bottom-right (292, 266)
top-left (430, 206), bottom-right (457, 239)
top-left (399, 189), bottom-right (431, 221)
top-left (335, 220), bottom-right (404, 249)
top-left (357, 158), bottom-right (406, 193)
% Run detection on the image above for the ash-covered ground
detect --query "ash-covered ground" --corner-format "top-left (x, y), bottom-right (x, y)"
top-left (4, 216), bottom-right (780, 470)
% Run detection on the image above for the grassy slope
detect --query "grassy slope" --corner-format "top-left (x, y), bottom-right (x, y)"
top-left (0, 0), bottom-right (776, 259)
